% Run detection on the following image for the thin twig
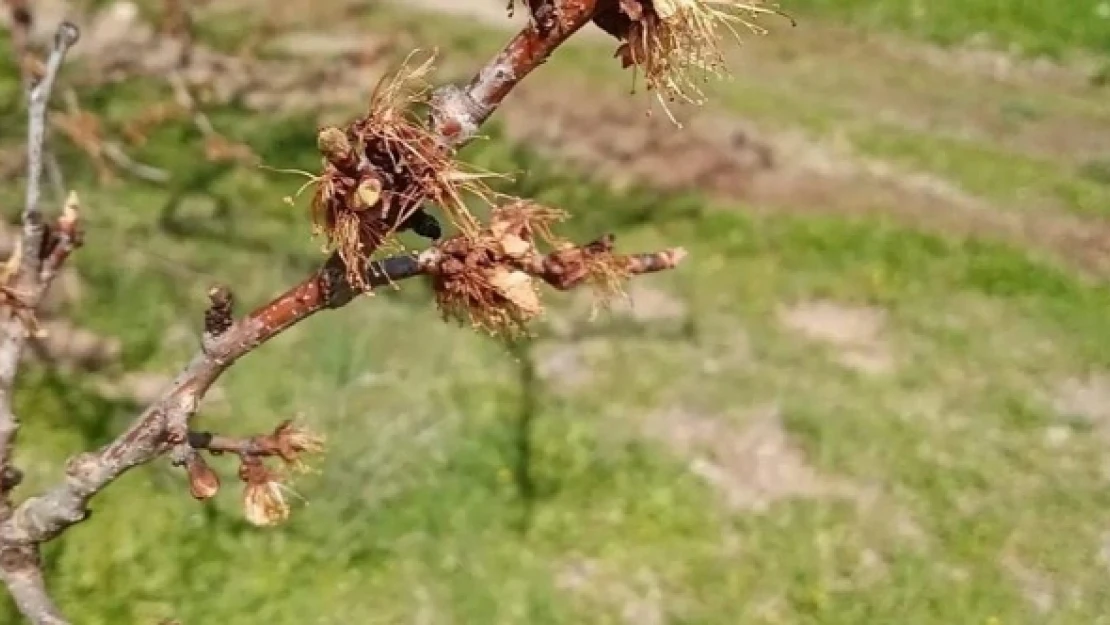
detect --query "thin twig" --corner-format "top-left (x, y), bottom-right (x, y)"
top-left (7, 0), bottom-right (69, 203)
top-left (0, 21), bottom-right (83, 625)
top-left (54, 88), bottom-right (172, 184)
top-left (23, 23), bottom-right (80, 281)
top-left (430, 0), bottom-right (600, 146)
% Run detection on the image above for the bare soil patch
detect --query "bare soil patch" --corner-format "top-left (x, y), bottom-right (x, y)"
top-left (777, 301), bottom-right (896, 375)
top-left (1002, 553), bottom-right (1058, 614)
top-left (645, 404), bottom-right (867, 512)
top-left (1052, 374), bottom-right (1110, 436)
top-left (533, 284), bottom-right (687, 391)
top-left (554, 558), bottom-right (668, 625)
top-left (727, 24), bottom-right (1110, 164)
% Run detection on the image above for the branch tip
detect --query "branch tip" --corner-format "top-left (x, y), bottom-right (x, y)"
top-left (53, 21), bottom-right (80, 51)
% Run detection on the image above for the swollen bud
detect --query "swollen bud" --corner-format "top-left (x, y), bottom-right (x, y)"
top-left (187, 456), bottom-right (221, 501)
top-left (316, 126), bottom-right (353, 164)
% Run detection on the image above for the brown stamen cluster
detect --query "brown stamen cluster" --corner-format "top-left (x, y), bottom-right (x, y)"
top-left (594, 0), bottom-right (792, 123)
top-left (309, 54), bottom-right (493, 290)
top-left (0, 191), bottom-right (83, 339)
top-left (426, 201), bottom-right (632, 337)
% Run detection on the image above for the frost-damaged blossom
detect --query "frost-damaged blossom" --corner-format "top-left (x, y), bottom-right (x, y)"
top-left (270, 420), bottom-right (326, 474)
top-left (186, 454), bottom-right (220, 501)
top-left (233, 421), bottom-right (325, 526)
top-left (239, 459), bottom-right (294, 527)
top-left (304, 52), bottom-right (500, 290)
top-left (426, 201), bottom-right (632, 337)
top-left (595, 0), bottom-right (793, 123)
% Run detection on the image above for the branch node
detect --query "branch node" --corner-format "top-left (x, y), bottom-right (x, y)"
top-left (62, 452), bottom-right (97, 479)
top-left (53, 21), bottom-right (80, 51)
top-left (0, 465), bottom-right (23, 492)
top-left (428, 84), bottom-right (489, 147)
top-left (186, 431), bottom-right (213, 449)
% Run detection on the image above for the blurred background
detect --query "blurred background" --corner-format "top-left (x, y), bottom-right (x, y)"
top-left (1, 0), bottom-right (1109, 623)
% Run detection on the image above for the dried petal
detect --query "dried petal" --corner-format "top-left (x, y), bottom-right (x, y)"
top-left (271, 420), bottom-right (327, 473)
top-left (498, 233), bottom-right (532, 259)
top-left (242, 481), bottom-right (291, 527)
top-left (487, 269), bottom-right (543, 317)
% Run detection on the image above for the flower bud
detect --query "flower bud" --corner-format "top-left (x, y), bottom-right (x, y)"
top-left (187, 457), bottom-right (220, 501)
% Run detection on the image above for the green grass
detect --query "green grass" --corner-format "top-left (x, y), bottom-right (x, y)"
top-left (1, 2), bottom-right (1110, 624)
top-left (784, 0), bottom-right (1110, 57)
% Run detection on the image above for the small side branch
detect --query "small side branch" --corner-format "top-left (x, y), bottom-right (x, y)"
top-left (0, 20), bottom-right (83, 625)
top-left (22, 23), bottom-right (79, 281)
top-left (0, 222), bottom-right (683, 543)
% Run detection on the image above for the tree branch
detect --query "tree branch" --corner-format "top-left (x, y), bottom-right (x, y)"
top-left (0, 20), bottom-right (83, 625)
top-left (22, 23), bottom-right (79, 281)
top-left (429, 0), bottom-right (600, 146)
top-left (0, 237), bottom-right (681, 545)
top-left (0, 2), bottom-right (690, 622)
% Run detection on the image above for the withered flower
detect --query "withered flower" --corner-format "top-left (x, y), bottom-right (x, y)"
top-left (599, 0), bottom-right (792, 123)
top-left (270, 420), bottom-right (326, 474)
top-left (427, 201), bottom-right (635, 336)
top-left (308, 52), bottom-right (499, 290)
top-left (427, 201), bottom-right (559, 336)
top-left (238, 459), bottom-right (293, 527)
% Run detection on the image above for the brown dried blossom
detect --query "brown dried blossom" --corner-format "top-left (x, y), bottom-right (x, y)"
top-left (269, 420), bottom-right (326, 474)
top-left (189, 420), bottom-right (325, 524)
top-left (307, 53), bottom-right (497, 290)
top-left (426, 201), bottom-right (634, 337)
top-left (238, 459), bottom-right (293, 527)
top-left (596, 0), bottom-right (793, 123)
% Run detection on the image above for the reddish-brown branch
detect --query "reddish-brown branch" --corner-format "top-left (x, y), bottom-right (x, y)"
top-left (430, 0), bottom-right (600, 146)
top-left (188, 420), bottom-right (324, 464)
top-left (0, 235), bottom-right (678, 543)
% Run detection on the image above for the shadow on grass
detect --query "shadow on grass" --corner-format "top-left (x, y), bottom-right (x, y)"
top-left (504, 307), bottom-right (700, 535)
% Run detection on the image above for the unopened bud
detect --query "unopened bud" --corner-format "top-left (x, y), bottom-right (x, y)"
top-left (317, 127), bottom-right (352, 164)
top-left (187, 457), bottom-right (221, 501)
